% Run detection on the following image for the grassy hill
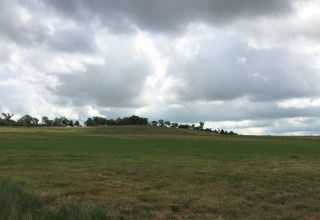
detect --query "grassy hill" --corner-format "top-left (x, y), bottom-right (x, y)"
top-left (0, 126), bottom-right (320, 219)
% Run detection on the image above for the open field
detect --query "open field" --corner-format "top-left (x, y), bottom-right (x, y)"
top-left (1, 126), bottom-right (320, 219)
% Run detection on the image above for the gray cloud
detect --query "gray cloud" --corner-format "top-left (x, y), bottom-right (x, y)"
top-left (51, 62), bottom-right (151, 108)
top-left (164, 33), bottom-right (320, 104)
top-left (48, 27), bottom-right (98, 53)
top-left (44, 0), bottom-right (293, 34)
top-left (0, 1), bottom-right (49, 46)
top-left (0, 0), bottom-right (319, 135)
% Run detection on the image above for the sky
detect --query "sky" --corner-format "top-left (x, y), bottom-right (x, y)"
top-left (0, 0), bottom-right (320, 135)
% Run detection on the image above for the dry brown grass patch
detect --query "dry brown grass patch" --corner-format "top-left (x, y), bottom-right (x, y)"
top-left (0, 133), bottom-right (63, 140)
top-left (82, 133), bottom-right (267, 142)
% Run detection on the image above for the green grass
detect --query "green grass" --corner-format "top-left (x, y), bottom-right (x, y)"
top-left (0, 177), bottom-right (115, 220)
top-left (0, 126), bottom-right (320, 219)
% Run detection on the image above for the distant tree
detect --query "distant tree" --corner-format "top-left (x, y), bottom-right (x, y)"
top-left (69, 120), bottom-right (74, 127)
top-left (19, 115), bottom-right (33, 126)
top-left (32, 117), bottom-right (39, 126)
top-left (172, 123), bottom-right (179, 128)
top-left (220, 129), bottom-right (225, 134)
top-left (110, 119), bottom-right (116, 125)
top-left (85, 118), bottom-right (94, 126)
top-left (116, 117), bottom-right (123, 125)
top-left (93, 116), bottom-right (99, 126)
top-left (158, 119), bottom-right (164, 126)
top-left (2, 113), bottom-right (14, 121)
top-left (42, 116), bottom-right (50, 126)
top-left (74, 120), bottom-right (80, 126)
top-left (191, 124), bottom-right (195, 129)
top-left (53, 117), bottom-right (61, 127)
top-left (100, 117), bottom-right (107, 126)
top-left (143, 118), bottom-right (148, 125)
top-left (178, 124), bottom-right (190, 129)
top-left (165, 121), bottom-right (171, 127)
top-left (151, 120), bottom-right (158, 126)
top-left (228, 131), bottom-right (238, 135)
top-left (60, 116), bottom-right (69, 126)
top-left (199, 122), bottom-right (205, 129)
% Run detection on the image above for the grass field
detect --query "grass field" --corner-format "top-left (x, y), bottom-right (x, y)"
top-left (0, 126), bottom-right (320, 219)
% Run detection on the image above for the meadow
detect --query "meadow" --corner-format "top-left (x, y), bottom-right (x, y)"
top-left (0, 126), bottom-right (320, 219)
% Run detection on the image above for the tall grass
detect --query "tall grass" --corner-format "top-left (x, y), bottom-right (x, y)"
top-left (0, 177), bottom-right (115, 220)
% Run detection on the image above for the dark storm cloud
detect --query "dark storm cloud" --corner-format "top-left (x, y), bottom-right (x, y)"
top-left (44, 0), bottom-right (293, 34)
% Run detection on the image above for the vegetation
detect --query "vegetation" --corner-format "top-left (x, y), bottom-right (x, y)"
top-left (0, 126), bottom-right (319, 219)
top-left (0, 113), bottom-right (80, 128)
top-left (0, 177), bottom-right (114, 220)
top-left (0, 112), bottom-right (238, 134)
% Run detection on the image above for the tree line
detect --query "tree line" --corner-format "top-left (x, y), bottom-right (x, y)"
top-left (84, 115), bottom-right (148, 126)
top-left (0, 112), bottom-right (238, 135)
top-left (0, 113), bottom-right (80, 127)
top-left (84, 116), bottom-right (238, 135)
top-left (150, 119), bottom-right (238, 135)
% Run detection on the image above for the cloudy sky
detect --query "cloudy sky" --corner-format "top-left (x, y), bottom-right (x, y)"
top-left (1, 0), bottom-right (320, 135)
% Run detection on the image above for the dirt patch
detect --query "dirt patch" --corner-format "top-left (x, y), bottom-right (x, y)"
top-left (0, 133), bottom-right (62, 140)
top-left (82, 134), bottom-right (263, 142)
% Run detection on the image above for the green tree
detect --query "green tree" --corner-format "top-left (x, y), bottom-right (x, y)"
top-left (85, 118), bottom-right (94, 126)
top-left (199, 122), bottom-right (205, 129)
top-left (93, 116), bottom-right (101, 126)
top-left (99, 118), bottom-right (107, 126)
top-left (53, 117), bottom-right (61, 127)
top-left (32, 117), bottom-right (39, 126)
top-left (60, 116), bottom-right (69, 126)
top-left (151, 120), bottom-right (158, 126)
top-left (2, 113), bottom-right (14, 121)
top-left (172, 123), bottom-right (179, 128)
top-left (20, 115), bottom-right (33, 126)
top-left (165, 121), bottom-right (171, 127)
top-left (116, 117), bottom-right (123, 125)
top-left (74, 121), bottom-right (80, 126)
top-left (178, 124), bottom-right (190, 129)
top-left (42, 116), bottom-right (50, 126)
top-left (158, 119), bottom-right (164, 126)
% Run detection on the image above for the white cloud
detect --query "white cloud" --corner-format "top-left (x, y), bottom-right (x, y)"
top-left (237, 56), bottom-right (246, 64)
top-left (278, 98), bottom-right (320, 109)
